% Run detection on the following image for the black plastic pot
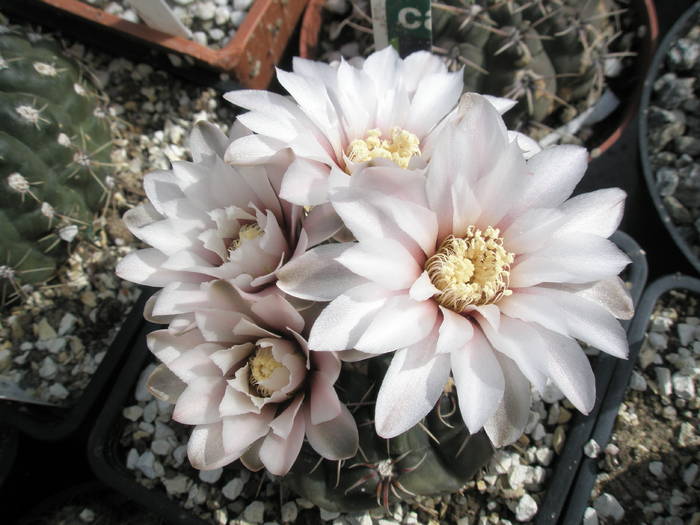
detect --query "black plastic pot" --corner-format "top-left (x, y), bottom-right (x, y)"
top-left (13, 481), bottom-right (162, 525)
top-left (639, 2), bottom-right (700, 274)
top-left (88, 320), bottom-right (207, 525)
top-left (0, 424), bottom-right (19, 489)
top-left (562, 273), bottom-right (700, 524)
top-left (0, 288), bottom-right (150, 441)
top-left (535, 231), bottom-right (648, 524)
top-left (89, 233), bottom-right (647, 525)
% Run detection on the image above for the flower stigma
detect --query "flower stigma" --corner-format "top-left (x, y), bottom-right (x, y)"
top-left (229, 224), bottom-right (263, 255)
top-left (249, 346), bottom-right (283, 397)
top-left (425, 227), bottom-right (514, 312)
top-left (346, 127), bottom-right (420, 169)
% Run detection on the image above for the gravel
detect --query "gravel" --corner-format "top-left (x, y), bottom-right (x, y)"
top-left (648, 14), bottom-right (700, 259)
top-left (591, 289), bottom-right (700, 524)
top-left (78, 0), bottom-right (256, 49)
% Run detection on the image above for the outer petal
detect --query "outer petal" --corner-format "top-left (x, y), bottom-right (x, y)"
top-left (483, 353), bottom-right (531, 447)
top-left (309, 371), bottom-right (342, 425)
top-left (374, 328), bottom-right (450, 438)
top-left (451, 329), bottom-right (505, 433)
top-left (116, 249), bottom-right (209, 287)
top-left (435, 307), bottom-right (474, 354)
top-left (556, 188), bottom-right (626, 238)
top-left (554, 276), bottom-right (634, 320)
top-left (221, 408), bottom-right (275, 455)
top-left (305, 402), bottom-right (359, 461)
top-left (280, 157), bottom-right (330, 206)
top-left (258, 409), bottom-right (306, 475)
top-left (188, 421), bottom-right (241, 470)
top-left (173, 376), bottom-right (226, 425)
top-left (276, 243), bottom-right (368, 301)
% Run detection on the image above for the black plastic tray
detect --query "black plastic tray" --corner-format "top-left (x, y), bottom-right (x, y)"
top-left (89, 233), bottom-right (648, 525)
top-left (0, 288), bottom-right (150, 441)
top-left (562, 273), bottom-right (700, 524)
top-left (535, 231), bottom-right (648, 524)
top-left (639, 2), bottom-right (700, 274)
top-left (0, 424), bottom-right (18, 489)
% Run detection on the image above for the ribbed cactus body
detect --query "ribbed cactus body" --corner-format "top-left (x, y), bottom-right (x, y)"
top-left (0, 28), bottom-right (110, 285)
top-left (433, 0), bottom-right (619, 134)
top-left (287, 358), bottom-right (493, 512)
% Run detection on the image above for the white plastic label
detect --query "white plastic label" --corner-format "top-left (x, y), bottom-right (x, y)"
top-left (126, 0), bottom-right (193, 39)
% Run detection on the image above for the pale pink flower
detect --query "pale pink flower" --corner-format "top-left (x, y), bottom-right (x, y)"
top-left (116, 121), bottom-right (342, 315)
top-left (277, 93), bottom-right (633, 447)
top-left (146, 281), bottom-right (358, 474)
top-left (223, 46), bottom-right (469, 207)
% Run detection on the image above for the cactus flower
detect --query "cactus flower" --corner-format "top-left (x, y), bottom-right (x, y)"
top-left (146, 281), bottom-right (358, 474)
top-left (278, 93), bottom-right (633, 447)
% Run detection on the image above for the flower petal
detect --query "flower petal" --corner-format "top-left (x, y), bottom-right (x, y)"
top-left (305, 402), bottom-right (359, 461)
top-left (174, 376), bottom-right (226, 425)
top-left (409, 271), bottom-right (441, 301)
top-left (280, 157), bottom-right (330, 206)
top-left (483, 353), bottom-right (531, 447)
top-left (188, 421), bottom-right (241, 470)
top-left (221, 407), bottom-right (275, 455)
top-left (556, 188), bottom-right (626, 238)
top-left (309, 371), bottom-right (342, 425)
top-left (258, 408), bottom-right (306, 475)
top-left (436, 307), bottom-right (474, 354)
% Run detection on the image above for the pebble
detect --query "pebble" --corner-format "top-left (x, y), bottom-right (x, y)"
top-left (594, 493), bottom-right (625, 522)
top-left (630, 370), bottom-right (647, 391)
top-left (199, 467), bottom-right (222, 484)
top-left (163, 474), bottom-right (190, 496)
top-left (321, 509), bottom-right (341, 521)
top-left (79, 508), bottom-right (95, 522)
top-left (243, 501), bottom-right (265, 523)
top-left (649, 461), bottom-right (665, 479)
top-left (280, 501), bottom-right (297, 523)
top-left (151, 439), bottom-right (173, 456)
top-left (38, 357), bottom-right (58, 379)
top-left (195, 1), bottom-right (216, 20)
top-left (135, 451), bottom-right (157, 479)
top-left (584, 439), bottom-right (601, 458)
top-left (671, 372), bottom-right (695, 399)
top-left (222, 477), bottom-right (244, 500)
top-left (655, 367), bottom-right (673, 396)
top-left (514, 494), bottom-right (538, 522)
top-left (583, 507), bottom-right (598, 525)
top-left (683, 463), bottom-right (698, 486)
top-left (58, 313), bottom-right (78, 335)
top-left (36, 318), bottom-right (57, 340)
top-left (126, 448), bottom-right (139, 470)
top-left (48, 383), bottom-right (69, 400)
top-left (143, 400), bottom-right (158, 423)
top-left (122, 405), bottom-right (143, 422)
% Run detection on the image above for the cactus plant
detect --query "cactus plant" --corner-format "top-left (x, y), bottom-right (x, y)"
top-left (0, 24), bottom-right (111, 294)
top-left (286, 358), bottom-right (493, 512)
top-left (310, 0), bottom-right (633, 142)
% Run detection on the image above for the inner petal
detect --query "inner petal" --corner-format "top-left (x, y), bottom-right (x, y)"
top-left (425, 226), bottom-right (514, 312)
top-left (346, 127), bottom-right (420, 169)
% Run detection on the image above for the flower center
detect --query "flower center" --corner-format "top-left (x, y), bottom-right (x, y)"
top-left (346, 127), bottom-right (420, 169)
top-left (229, 224), bottom-right (263, 255)
top-left (248, 346), bottom-right (283, 397)
top-left (425, 227), bottom-right (514, 312)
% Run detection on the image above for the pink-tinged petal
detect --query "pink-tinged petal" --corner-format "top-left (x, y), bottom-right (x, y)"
top-left (363, 45), bottom-right (400, 95)
top-left (188, 421), bottom-right (242, 470)
top-left (349, 165), bottom-right (429, 208)
top-left (307, 283), bottom-right (392, 352)
top-left (233, 317), bottom-right (280, 339)
top-left (513, 145), bottom-right (588, 214)
top-left (305, 402), bottom-right (359, 461)
top-left (161, 249), bottom-right (218, 274)
top-left (167, 343), bottom-right (224, 383)
top-left (237, 110), bottom-right (298, 143)
top-left (374, 331), bottom-right (450, 438)
top-left (280, 157), bottom-right (330, 206)
top-left (205, 280), bottom-right (255, 319)
top-left (436, 307), bottom-right (474, 354)
top-left (355, 294), bottom-right (438, 354)
top-left (311, 351), bottom-right (341, 382)
top-left (224, 134), bottom-right (288, 165)
top-left (528, 324), bottom-right (596, 414)
top-left (276, 243), bottom-right (368, 301)
top-left (251, 293), bottom-right (305, 334)
top-left (409, 271), bottom-right (441, 301)
top-left (406, 71), bottom-right (463, 137)
top-left (142, 170), bottom-right (184, 216)
top-left (167, 315), bottom-right (197, 335)
top-left (147, 364), bottom-right (186, 403)
top-left (557, 188), bottom-right (626, 238)
top-left (259, 408), bottom-right (306, 475)
top-left (209, 344), bottom-right (253, 375)
top-left (477, 316), bottom-right (547, 391)
top-left (401, 51), bottom-right (448, 94)
top-left (116, 249), bottom-right (210, 287)
top-left (507, 131), bottom-right (541, 159)
top-left (195, 309), bottom-right (249, 344)
top-left (309, 371), bottom-right (342, 425)
top-left (451, 329), bottom-right (505, 433)
top-left (335, 60), bottom-right (374, 140)
top-left (336, 238), bottom-right (422, 291)
top-left (483, 353), bottom-right (531, 447)
top-left (303, 203), bottom-right (344, 247)
top-left (239, 437), bottom-right (265, 471)
top-left (219, 383), bottom-right (258, 417)
top-left (269, 394), bottom-right (305, 438)
top-left (503, 208), bottom-right (565, 255)
top-left (143, 292), bottom-right (174, 325)
top-left (124, 204), bottom-right (193, 257)
top-left (330, 185), bottom-right (438, 258)
top-left (225, 89), bottom-right (310, 121)
top-left (152, 282), bottom-right (208, 317)
top-left (484, 95), bottom-right (517, 114)
top-left (498, 292), bottom-right (569, 336)
top-left (173, 376), bottom-right (226, 425)
top-left (468, 304), bottom-right (501, 331)
top-left (554, 276), bottom-right (634, 320)
top-left (189, 120), bottom-right (230, 161)
top-left (258, 211), bottom-right (288, 258)
top-left (146, 328), bottom-right (206, 365)
top-left (221, 407), bottom-right (275, 455)
top-left (524, 287), bottom-right (629, 359)
top-left (509, 234), bottom-right (631, 288)
top-left (292, 57), bottom-right (338, 87)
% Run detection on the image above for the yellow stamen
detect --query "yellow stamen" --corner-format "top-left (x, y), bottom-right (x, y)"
top-left (425, 227), bottom-right (514, 312)
top-left (346, 127), bottom-right (421, 169)
top-left (229, 223), bottom-right (263, 254)
top-left (249, 346), bottom-right (283, 397)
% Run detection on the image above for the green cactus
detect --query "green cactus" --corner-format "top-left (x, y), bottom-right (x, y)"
top-left (286, 357), bottom-right (493, 512)
top-left (431, 0), bottom-right (622, 137)
top-left (0, 24), bottom-right (111, 293)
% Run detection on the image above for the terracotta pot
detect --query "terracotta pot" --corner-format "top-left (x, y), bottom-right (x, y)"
top-left (299, 0), bottom-right (659, 157)
top-left (2, 0), bottom-right (307, 89)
